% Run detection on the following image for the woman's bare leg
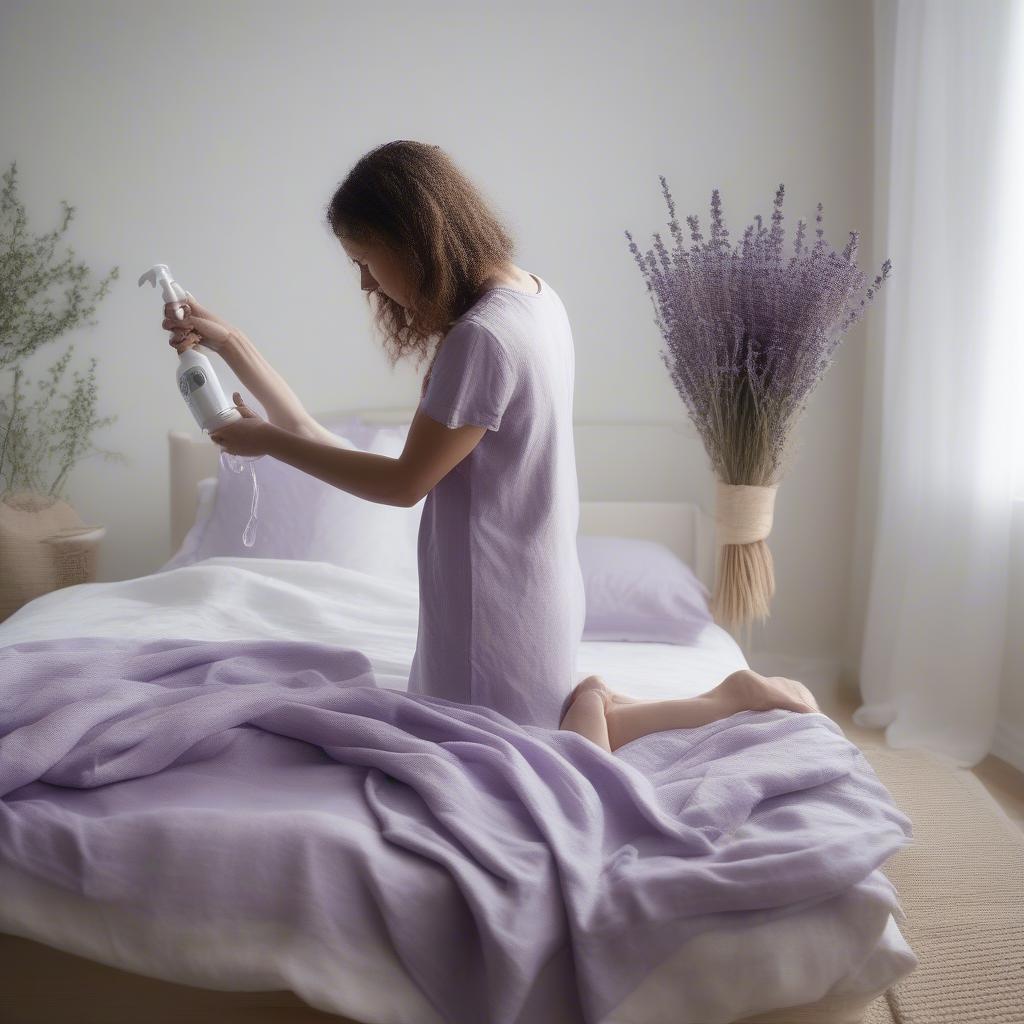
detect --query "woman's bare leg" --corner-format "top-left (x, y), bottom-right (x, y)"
top-left (559, 674), bottom-right (725, 753)
top-left (567, 671), bottom-right (819, 754)
top-left (594, 673), bottom-right (819, 712)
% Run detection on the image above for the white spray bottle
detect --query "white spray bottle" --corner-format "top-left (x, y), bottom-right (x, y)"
top-left (138, 264), bottom-right (245, 432)
top-left (138, 263), bottom-right (261, 547)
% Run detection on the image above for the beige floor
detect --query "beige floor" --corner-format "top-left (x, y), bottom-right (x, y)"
top-left (821, 686), bottom-right (1024, 833)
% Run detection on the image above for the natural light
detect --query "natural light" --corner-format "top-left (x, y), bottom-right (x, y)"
top-left (1003, 3), bottom-right (1024, 499)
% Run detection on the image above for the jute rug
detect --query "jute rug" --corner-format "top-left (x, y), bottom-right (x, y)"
top-left (855, 743), bottom-right (1024, 1024)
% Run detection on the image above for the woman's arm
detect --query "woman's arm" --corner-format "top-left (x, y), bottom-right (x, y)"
top-left (258, 409), bottom-right (489, 509)
top-left (221, 330), bottom-right (324, 440)
top-left (263, 426), bottom-right (407, 506)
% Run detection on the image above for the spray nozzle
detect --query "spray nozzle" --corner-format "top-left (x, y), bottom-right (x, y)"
top-left (138, 263), bottom-right (188, 319)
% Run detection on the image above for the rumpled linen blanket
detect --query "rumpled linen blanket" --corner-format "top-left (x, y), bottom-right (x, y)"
top-left (0, 636), bottom-right (912, 1024)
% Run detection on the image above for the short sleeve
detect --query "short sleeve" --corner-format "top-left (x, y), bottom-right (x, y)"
top-left (420, 320), bottom-right (515, 431)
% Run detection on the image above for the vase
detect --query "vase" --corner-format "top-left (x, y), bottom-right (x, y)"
top-left (0, 490), bottom-right (106, 622)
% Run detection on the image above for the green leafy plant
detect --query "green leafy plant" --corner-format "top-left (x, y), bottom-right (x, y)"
top-left (0, 160), bottom-right (126, 500)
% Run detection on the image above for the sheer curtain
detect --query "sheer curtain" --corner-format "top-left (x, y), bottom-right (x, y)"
top-left (852, 0), bottom-right (1024, 767)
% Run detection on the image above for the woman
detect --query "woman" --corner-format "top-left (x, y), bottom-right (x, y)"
top-left (162, 139), bottom-right (819, 751)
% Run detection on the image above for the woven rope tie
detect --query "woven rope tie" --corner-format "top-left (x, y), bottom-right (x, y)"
top-left (714, 481), bottom-right (779, 546)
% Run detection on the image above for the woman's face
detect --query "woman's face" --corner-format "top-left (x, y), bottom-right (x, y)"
top-left (339, 235), bottom-right (410, 308)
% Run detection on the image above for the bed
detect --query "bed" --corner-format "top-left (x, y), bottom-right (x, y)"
top-left (0, 410), bottom-right (917, 1024)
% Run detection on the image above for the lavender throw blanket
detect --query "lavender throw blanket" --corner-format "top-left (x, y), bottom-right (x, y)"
top-left (0, 636), bottom-right (912, 1024)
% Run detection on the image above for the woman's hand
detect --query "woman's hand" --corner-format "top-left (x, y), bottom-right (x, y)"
top-left (209, 393), bottom-right (275, 458)
top-left (163, 291), bottom-right (240, 356)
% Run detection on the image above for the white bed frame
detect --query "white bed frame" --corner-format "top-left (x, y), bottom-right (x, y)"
top-left (169, 408), bottom-right (721, 594)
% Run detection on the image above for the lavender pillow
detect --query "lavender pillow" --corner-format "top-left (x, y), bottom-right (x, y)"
top-left (577, 534), bottom-right (713, 644)
top-left (171, 416), bottom-right (422, 585)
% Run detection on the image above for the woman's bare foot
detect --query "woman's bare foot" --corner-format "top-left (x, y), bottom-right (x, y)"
top-left (778, 675), bottom-right (820, 712)
top-left (718, 670), bottom-right (819, 715)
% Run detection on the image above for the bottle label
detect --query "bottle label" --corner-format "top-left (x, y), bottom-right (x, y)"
top-left (179, 367), bottom-right (207, 398)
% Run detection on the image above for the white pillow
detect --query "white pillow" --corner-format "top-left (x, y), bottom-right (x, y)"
top-left (158, 476), bottom-right (219, 573)
top-left (160, 421), bottom-right (709, 645)
top-left (313, 422), bottom-right (422, 585)
top-left (157, 418), bottom-right (422, 586)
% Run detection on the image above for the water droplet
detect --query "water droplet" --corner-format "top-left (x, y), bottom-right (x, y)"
top-left (219, 451), bottom-right (260, 546)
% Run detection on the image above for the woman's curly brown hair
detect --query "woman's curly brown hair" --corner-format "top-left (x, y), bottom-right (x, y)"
top-left (324, 141), bottom-right (517, 396)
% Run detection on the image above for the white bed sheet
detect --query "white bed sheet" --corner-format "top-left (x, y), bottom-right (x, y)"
top-left (0, 558), bottom-right (916, 1024)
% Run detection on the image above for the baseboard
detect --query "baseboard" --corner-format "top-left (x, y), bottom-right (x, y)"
top-left (992, 718), bottom-right (1024, 775)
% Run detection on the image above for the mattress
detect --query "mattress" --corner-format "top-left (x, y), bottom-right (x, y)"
top-left (0, 557), bottom-right (916, 1023)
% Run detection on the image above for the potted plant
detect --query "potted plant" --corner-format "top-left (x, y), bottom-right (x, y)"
top-left (0, 159), bottom-right (124, 620)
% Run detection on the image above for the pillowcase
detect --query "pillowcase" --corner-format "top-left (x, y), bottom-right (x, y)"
top-left (577, 534), bottom-right (713, 644)
top-left (159, 415), bottom-right (423, 585)
top-left (332, 417), bottom-right (406, 453)
top-left (160, 415), bottom-right (711, 645)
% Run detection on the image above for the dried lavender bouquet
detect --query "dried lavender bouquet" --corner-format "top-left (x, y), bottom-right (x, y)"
top-left (626, 180), bottom-right (892, 636)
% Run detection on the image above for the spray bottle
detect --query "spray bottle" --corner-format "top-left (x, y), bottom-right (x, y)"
top-left (138, 263), bottom-right (261, 547)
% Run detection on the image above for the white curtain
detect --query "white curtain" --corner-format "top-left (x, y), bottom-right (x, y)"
top-left (853, 0), bottom-right (1024, 767)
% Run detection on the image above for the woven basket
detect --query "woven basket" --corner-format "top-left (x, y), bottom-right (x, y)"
top-left (0, 490), bottom-right (106, 623)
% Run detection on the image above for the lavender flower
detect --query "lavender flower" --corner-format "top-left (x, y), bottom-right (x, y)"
top-left (626, 180), bottom-right (892, 487)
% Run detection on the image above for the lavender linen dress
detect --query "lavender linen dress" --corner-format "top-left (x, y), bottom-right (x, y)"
top-left (407, 274), bottom-right (586, 729)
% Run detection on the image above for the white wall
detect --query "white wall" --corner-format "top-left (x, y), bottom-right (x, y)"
top-left (2, 0), bottom-right (880, 690)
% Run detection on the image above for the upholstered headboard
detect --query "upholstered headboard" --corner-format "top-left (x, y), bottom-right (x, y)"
top-left (169, 408), bottom-right (718, 592)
